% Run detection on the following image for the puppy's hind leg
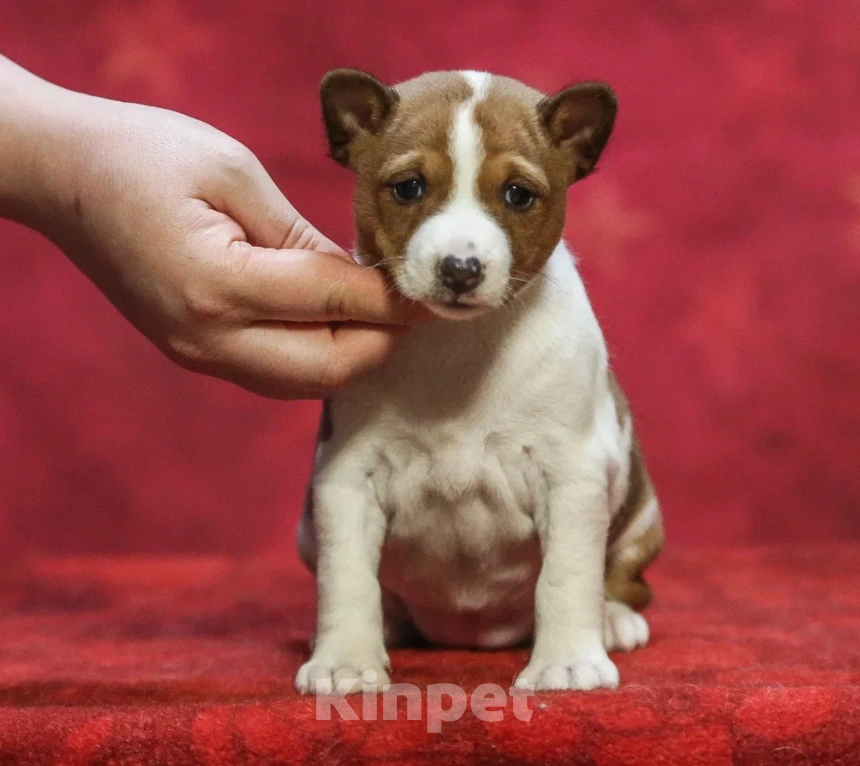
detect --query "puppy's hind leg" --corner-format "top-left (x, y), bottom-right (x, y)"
top-left (603, 599), bottom-right (650, 652)
top-left (604, 495), bottom-right (664, 651)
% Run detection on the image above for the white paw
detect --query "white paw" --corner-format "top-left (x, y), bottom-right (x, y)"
top-left (603, 600), bottom-right (650, 652)
top-left (514, 651), bottom-right (619, 691)
top-left (295, 656), bottom-right (390, 695)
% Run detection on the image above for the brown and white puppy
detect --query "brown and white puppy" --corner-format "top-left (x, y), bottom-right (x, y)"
top-left (296, 70), bottom-right (663, 694)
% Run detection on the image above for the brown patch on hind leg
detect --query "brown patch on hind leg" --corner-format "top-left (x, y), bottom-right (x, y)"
top-left (606, 565), bottom-right (653, 611)
top-left (603, 405), bottom-right (664, 612)
top-left (605, 517), bottom-right (664, 610)
top-left (603, 516), bottom-right (662, 651)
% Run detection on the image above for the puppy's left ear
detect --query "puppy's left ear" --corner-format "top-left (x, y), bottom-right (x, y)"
top-left (320, 69), bottom-right (399, 168)
top-left (538, 83), bottom-right (617, 183)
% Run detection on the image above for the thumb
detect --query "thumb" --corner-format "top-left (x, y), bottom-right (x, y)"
top-left (224, 243), bottom-right (432, 325)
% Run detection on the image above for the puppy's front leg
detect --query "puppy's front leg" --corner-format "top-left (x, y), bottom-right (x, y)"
top-left (515, 475), bottom-right (618, 691)
top-left (295, 475), bottom-right (390, 695)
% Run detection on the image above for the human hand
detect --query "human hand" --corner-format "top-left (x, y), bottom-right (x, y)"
top-left (2, 61), bottom-right (423, 399)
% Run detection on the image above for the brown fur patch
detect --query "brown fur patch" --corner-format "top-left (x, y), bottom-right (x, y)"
top-left (605, 520), bottom-right (663, 610)
top-left (605, 370), bottom-right (664, 610)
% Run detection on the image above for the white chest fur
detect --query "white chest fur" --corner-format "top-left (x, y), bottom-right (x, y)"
top-left (315, 244), bottom-right (626, 649)
top-left (374, 415), bottom-right (545, 647)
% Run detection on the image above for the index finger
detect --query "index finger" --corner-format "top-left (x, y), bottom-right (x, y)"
top-left (224, 242), bottom-right (432, 325)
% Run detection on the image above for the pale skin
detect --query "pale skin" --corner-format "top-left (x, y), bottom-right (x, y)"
top-left (0, 55), bottom-right (426, 399)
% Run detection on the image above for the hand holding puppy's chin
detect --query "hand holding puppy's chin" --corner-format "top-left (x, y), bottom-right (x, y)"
top-left (0, 57), bottom-right (426, 400)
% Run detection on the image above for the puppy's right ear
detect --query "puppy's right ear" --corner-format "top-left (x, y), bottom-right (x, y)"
top-left (320, 69), bottom-right (399, 168)
top-left (538, 82), bottom-right (617, 183)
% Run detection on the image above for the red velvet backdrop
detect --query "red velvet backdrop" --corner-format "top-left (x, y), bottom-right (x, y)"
top-left (1, 1), bottom-right (858, 557)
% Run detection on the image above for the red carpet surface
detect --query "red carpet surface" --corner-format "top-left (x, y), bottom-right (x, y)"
top-left (0, 547), bottom-right (857, 765)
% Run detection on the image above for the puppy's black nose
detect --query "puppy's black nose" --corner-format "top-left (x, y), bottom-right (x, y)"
top-left (439, 255), bottom-right (483, 294)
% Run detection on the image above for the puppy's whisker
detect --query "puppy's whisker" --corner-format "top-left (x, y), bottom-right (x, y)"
top-left (352, 251), bottom-right (406, 271)
top-left (512, 269), bottom-right (565, 298)
top-left (502, 283), bottom-right (528, 312)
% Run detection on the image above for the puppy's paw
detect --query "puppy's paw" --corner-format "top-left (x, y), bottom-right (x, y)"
top-left (514, 650), bottom-right (619, 691)
top-left (295, 656), bottom-right (390, 695)
top-left (603, 600), bottom-right (650, 652)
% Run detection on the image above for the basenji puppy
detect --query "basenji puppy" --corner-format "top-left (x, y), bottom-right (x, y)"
top-left (296, 69), bottom-right (663, 693)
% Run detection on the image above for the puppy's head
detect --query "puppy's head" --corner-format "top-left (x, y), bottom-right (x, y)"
top-left (320, 69), bottom-right (616, 319)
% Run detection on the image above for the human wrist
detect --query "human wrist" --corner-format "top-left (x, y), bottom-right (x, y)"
top-left (0, 57), bottom-right (92, 236)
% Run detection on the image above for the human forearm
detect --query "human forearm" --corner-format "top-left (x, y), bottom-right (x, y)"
top-left (0, 56), bottom-right (83, 231)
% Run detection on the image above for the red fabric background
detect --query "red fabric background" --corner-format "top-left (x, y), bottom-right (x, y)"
top-left (1, 0), bottom-right (859, 556)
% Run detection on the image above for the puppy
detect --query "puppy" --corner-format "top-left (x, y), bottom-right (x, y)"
top-left (296, 70), bottom-right (663, 694)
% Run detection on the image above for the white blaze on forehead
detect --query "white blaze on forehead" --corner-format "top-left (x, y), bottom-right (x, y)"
top-left (450, 71), bottom-right (491, 204)
top-left (461, 70), bottom-right (491, 98)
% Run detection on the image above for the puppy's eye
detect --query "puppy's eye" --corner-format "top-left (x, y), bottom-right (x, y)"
top-left (391, 177), bottom-right (426, 204)
top-left (503, 184), bottom-right (535, 210)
